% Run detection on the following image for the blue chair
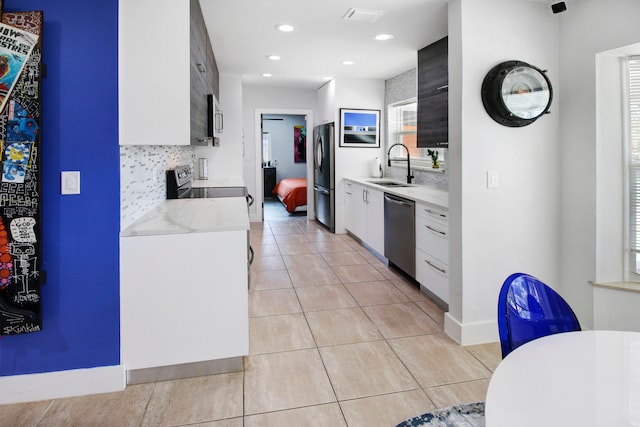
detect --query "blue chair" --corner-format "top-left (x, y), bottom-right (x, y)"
top-left (498, 272), bottom-right (581, 358)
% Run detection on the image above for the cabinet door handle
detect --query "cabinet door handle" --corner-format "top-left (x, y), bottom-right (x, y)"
top-left (436, 84), bottom-right (448, 91)
top-left (424, 259), bottom-right (446, 274)
top-left (424, 208), bottom-right (447, 219)
top-left (425, 225), bottom-right (446, 236)
top-left (345, 191), bottom-right (352, 195)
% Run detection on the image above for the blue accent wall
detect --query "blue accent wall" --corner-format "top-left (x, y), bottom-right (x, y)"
top-left (0, 0), bottom-right (120, 375)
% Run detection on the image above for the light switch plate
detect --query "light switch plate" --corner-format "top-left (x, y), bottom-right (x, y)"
top-left (487, 170), bottom-right (499, 189)
top-left (61, 171), bottom-right (80, 195)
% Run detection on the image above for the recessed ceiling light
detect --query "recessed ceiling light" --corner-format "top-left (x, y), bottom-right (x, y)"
top-left (262, 73), bottom-right (273, 77)
top-left (375, 34), bottom-right (394, 41)
top-left (342, 60), bottom-right (355, 66)
top-left (275, 24), bottom-right (294, 32)
top-left (267, 55), bottom-right (281, 61)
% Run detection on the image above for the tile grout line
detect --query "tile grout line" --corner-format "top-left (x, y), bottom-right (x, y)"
top-left (248, 215), bottom-right (498, 423)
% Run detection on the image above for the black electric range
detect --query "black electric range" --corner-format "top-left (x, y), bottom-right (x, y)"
top-left (166, 165), bottom-right (253, 206)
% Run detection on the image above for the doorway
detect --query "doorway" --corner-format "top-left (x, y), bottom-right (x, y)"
top-left (254, 109), bottom-right (314, 223)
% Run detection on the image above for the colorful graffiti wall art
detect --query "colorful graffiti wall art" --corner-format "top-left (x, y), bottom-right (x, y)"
top-left (0, 9), bottom-right (43, 337)
top-left (294, 125), bottom-right (305, 163)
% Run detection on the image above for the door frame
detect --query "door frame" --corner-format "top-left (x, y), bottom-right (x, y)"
top-left (254, 108), bottom-right (314, 222)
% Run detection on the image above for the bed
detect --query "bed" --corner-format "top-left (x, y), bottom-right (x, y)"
top-left (272, 178), bottom-right (307, 213)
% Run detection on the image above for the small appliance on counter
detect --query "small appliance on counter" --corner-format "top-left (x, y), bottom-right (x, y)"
top-left (198, 158), bottom-right (209, 180)
top-left (371, 157), bottom-right (383, 178)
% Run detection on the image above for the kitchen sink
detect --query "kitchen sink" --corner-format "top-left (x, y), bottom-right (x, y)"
top-left (367, 180), bottom-right (411, 188)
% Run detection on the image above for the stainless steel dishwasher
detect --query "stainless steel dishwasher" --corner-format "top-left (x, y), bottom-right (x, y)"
top-left (384, 193), bottom-right (415, 278)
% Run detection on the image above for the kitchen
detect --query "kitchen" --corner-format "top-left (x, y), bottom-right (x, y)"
top-left (1, 0), bottom-right (639, 411)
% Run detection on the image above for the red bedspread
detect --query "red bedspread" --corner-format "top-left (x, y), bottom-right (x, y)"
top-left (273, 178), bottom-right (307, 213)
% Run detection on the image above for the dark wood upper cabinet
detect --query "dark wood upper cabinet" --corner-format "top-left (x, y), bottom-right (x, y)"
top-left (190, 0), bottom-right (219, 145)
top-left (417, 36), bottom-right (448, 148)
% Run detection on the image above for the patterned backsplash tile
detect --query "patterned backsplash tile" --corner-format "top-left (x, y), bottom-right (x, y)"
top-left (120, 145), bottom-right (194, 230)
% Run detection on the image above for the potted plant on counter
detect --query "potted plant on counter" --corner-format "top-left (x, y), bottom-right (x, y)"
top-left (427, 149), bottom-right (440, 169)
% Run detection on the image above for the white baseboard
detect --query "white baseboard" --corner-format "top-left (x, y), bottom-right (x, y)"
top-left (0, 365), bottom-right (125, 404)
top-left (444, 313), bottom-right (499, 346)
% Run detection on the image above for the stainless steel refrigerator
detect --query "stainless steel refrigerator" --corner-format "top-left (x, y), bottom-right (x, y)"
top-left (313, 122), bottom-right (335, 232)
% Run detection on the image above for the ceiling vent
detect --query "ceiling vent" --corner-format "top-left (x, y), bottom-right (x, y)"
top-left (342, 8), bottom-right (385, 22)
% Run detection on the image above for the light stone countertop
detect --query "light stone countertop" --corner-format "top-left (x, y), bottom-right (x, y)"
top-left (345, 177), bottom-right (448, 209)
top-left (121, 198), bottom-right (249, 237)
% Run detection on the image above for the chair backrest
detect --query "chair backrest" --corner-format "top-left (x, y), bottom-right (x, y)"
top-left (497, 272), bottom-right (581, 358)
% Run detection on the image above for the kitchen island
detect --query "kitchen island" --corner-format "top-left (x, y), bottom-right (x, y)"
top-left (120, 197), bottom-right (249, 384)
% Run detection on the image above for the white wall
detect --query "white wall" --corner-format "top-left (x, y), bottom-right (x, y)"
top-left (558, 0), bottom-right (640, 329)
top-left (331, 77), bottom-right (386, 234)
top-left (194, 73), bottom-right (244, 179)
top-left (447, 0), bottom-right (561, 344)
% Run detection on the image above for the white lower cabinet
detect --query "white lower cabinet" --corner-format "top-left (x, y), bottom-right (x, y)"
top-left (344, 180), bottom-right (367, 241)
top-left (415, 203), bottom-right (449, 303)
top-left (120, 230), bottom-right (248, 371)
top-left (344, 180), bottom-right (384, 255)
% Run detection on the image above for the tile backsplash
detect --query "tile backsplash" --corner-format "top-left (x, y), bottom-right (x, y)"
top-left (384, 166), bottom-right (448, 190)
top-left (120, 145), bottom-right (194, 230)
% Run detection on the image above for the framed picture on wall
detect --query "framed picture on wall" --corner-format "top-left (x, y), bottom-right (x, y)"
top-left (339, 108), bottom-right (380, 148)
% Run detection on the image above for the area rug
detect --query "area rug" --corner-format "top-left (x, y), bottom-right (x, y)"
top-left (395, 402), bottom-right (485, 427)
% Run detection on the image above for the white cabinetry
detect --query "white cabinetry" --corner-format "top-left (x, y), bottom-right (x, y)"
top-left (119, 0), bottom-right (190, 145)
top-left (120, 230), bottom-right (248, 370)
top-left (344, 180), bottom-right (384, 255)
top-left (415, 203), bottom-right (449, 303)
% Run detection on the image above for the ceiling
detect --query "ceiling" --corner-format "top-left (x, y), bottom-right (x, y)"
top-left (200, 0), bottom-right (449, 90)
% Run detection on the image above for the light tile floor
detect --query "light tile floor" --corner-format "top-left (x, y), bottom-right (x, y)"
top-left (0, 205), bottom-right (501, 427)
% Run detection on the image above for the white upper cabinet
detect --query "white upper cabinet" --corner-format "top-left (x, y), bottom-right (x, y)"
top-left (119, 0), bottom-right (190, 145)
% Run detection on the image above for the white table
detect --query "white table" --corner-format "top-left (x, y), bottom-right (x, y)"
top-left (486, 330), bottom-right (640, 427)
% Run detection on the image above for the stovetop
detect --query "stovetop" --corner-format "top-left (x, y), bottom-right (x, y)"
top-left (167, 165), bottom-right (251, 202)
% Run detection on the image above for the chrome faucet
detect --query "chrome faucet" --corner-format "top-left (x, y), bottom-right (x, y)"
top-left (387, 143), bottom-right (414, 184)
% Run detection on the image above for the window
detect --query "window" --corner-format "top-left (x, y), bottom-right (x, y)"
top-left (387, 99), bottom-right (444, 169)
top-left (262, 132), bottom-right (272, 164)
top-left (626, 56), bottom-right (640, 276)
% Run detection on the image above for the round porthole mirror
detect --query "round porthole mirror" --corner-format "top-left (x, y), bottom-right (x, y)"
top-left (481, 60), bottom-right (553, 127)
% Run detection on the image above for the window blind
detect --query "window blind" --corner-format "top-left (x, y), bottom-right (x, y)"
top-left (628, 57), bottom-right (640, 262)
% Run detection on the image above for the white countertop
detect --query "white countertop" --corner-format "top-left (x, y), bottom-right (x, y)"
top-left (345, 177), bottom-right (448, 209)
top-left (121, 198), bottom-right (249, 237)
top-left (192, 176), bottom-right (245, 188)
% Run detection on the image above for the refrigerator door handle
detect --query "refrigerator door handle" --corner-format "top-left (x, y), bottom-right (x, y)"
top-left (314, 185), bottom-right (330, 195)
top-left (315, 135), bottom-right (323, 174)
